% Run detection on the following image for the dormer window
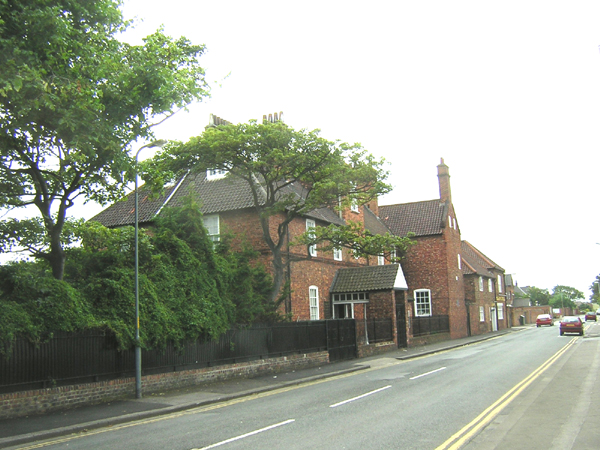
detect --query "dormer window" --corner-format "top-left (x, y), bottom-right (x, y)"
top-left (206, 168), bottom-right (227, 180)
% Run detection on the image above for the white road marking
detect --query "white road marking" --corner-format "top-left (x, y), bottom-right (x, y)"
top-left (192, 419), bottom-right (295, 449)
top-left (329, 385), bottom-right (392, 408)
top-left (410, 367), bottom-right (447, 380)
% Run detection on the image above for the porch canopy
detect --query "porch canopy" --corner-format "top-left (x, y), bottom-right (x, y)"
top-left (330, 264), bottom-right (408, 303)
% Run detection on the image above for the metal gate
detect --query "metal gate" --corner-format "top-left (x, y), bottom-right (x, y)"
top-left (326, 319), bottom-right (357, 361)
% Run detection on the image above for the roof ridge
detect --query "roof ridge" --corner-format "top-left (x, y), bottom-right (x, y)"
top-left (462, 240), bottom-right (502, 270)
top-left (380, 198), bottom-right (441, 208)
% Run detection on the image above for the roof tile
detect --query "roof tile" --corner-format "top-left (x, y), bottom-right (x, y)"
top-left (330, 264), bottom-right (408, 293)
top-left (379, 200), bottom-right (447, 237)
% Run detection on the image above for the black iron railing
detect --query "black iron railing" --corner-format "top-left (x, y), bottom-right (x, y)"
top-left (412, 315), bottom-right (450, 336)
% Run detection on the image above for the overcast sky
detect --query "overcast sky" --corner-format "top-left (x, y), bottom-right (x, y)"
top-left (88, 0), bottom-right (600, 298)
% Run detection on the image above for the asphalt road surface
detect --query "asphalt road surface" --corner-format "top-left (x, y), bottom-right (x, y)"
top-left (6, 322), bottom-right (599, 450)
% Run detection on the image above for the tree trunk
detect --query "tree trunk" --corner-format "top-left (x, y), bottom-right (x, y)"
top-left (269, 246), bottom-right (285, 305)
top-left (46, 223), bottom-right (66, 280)
top-left (47, 245), bottom-right (66, 280)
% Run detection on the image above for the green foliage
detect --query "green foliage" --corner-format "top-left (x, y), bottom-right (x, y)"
top-left (551, 285), bottom-right (584, 301)
top-left (0, 202), bottom-right (275, 353)
top-left (0, 217), bottom-right (84, 257)
top-left (155, 120), bottom-right (391, 215)
top-left (0, 0), bottom-right (210, 279)
top-left (152, 119), bottom-right (394, 302)
top-left (527, 286), bottom-right (551, 306)
top-left (0, 260), bottom-right (92, 349)
top-left (589, 275), bottom-right (600, 302)
top-left (548, 285), bottom-right (582, 310)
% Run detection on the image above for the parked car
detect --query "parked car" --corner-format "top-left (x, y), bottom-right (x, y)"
top-left (596, 309), bottom-right (600, 316)
top-left (536, 314), bottom-right (554, 327)
top-left (585, 311), bottom-right (597, 321)
top-left (559, 316), bottom-right (584, 336)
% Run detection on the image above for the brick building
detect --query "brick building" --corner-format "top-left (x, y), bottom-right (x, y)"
top-left (93, 126), bottom-right (510, 348)
top-left (380, 159), bottom-right (509, 344)
top-left (92, 121), bottom-right (408, 348)
top-left (460, 240), bottom-right (508, 334)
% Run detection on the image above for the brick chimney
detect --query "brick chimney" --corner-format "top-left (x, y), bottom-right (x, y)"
top-left (437, 158), bottom-right (451, 203)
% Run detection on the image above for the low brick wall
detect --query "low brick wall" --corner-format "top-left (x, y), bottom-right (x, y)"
top-left (0, 351), bottom-right (329, 419)
top-left (357, 341), bottom-right (397, 358)
top-left (407, 332), bottom-right (451, 348)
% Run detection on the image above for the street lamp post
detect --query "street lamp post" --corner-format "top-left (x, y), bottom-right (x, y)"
top-left (134, 139), bottom-right (167, 399)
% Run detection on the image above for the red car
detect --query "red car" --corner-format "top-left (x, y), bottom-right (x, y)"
top-left (559, 316), bottom-right (584, 336)
top-left (536, 314), bottom-right (553, 327)
top-left (584, 311), bottom-right (597, 321)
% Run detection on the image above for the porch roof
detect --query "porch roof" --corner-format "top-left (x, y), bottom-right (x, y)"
top-left (330, 264), bottom-right (408, 293)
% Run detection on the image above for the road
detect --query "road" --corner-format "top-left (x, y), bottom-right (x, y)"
top-left (7, 322), bottom-right (599, 450)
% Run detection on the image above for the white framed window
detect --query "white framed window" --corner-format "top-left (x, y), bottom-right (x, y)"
top-left (206, 168), bottom-right (227, 180)
top-left (391, 249), bottom-right (397, 261)
top-left (497, 275), bottom-right (503, 293)
top-left (202, 214), bottom-right (220, 243)
top-left (479, 306), bottom-right (485, 322)
top-left (350, 196), bottom-right (359, 213)
top-left (414, 289), bottom-right (432, 317)
top-left (479, 276), bottom-right (484, 292)
top-left (333, 247), bottom-right (342, 261)
top-left (488, 279), bottom-right (493, 293)
top-left (498, 303), bottom-right (504, 320)
top-left (306, 219), bottom-right (317, 257)
top-left (378, 254), bottom-right (385, 265)
top-left (332, 292), bottom-right (369, 302)
top-left (458, 254), bottom-right (461, 270)
top-left (309, 286), bottom-right (319, 320)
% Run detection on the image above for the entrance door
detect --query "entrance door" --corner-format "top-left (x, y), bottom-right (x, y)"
top-left (491, 307), bottom-right (498, 331)
top-left (396, 301), bottom-right (407, 348)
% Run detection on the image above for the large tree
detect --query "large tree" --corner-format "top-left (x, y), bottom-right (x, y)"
top-left (527, 286), bottom-right (551, 306)
top-left (154, 119), bottom-right (414, 304)
top-left (0, 0), bottom-right (209, 279)
top-left (549, 285), bottom-right (584, 310)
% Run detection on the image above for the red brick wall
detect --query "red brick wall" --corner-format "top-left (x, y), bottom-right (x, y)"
top-left (443, 205), bottom-right (467, 339)
top-left (510, 305), bottom-right (553, 325)
top-left (402, 227), bottom-right (467, 340)
top-left (220, 207), bottom-right (395, 328)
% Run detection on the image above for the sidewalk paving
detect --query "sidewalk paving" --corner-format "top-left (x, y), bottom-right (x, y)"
top-left (0, 326), bottom-right (528, 449)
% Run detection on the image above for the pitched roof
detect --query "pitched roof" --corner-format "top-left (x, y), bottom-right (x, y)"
top-left (460, 240), bottom-right (504, 277)
top-left (330, 264), bottom-right (408, 293)
top-left (379, 199), bottom-right (448, 237)
top-left (91, 171), bottom-right (345, 227)
top-left (363, 205), bottom-right (392, 236)
top-left (90, 184), bottom-right (180, 227)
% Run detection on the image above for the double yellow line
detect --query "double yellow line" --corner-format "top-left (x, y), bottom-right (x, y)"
top-left (436, 337), bottom-right (578, 450)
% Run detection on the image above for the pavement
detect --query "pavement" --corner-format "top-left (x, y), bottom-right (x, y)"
top-left (0, 326), bottom-right (529, 449)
